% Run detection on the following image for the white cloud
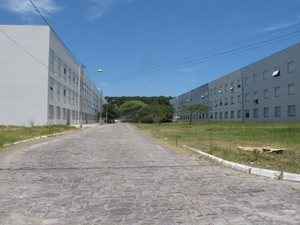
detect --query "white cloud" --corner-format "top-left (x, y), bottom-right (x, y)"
top-left (86, 0), bottom-right (135, 22)
top-left (2, 0), bottom-right (62, 21)
top-left (259, 18), bottom-right (300, 32)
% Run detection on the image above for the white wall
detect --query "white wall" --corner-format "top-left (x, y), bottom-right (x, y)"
top-left (0, 25), bottom-right (50, 126)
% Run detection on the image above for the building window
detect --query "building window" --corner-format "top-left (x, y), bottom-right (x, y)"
top-left (263, 70), bottom-right (268, 81)
top-left (50, 50), bottom-right (55, 72)
top-left (48, 105), bottom-right (54, 119)
top-left (57, 82), bottom-right (61, 102)
top-left (224, 84), bottom-right (228, 92)
top-left (288, 83), bottom-right (295, 95)
top-left (225, 111), bottom-right (228, 119)
top-left (253, 74), bottom-right (258, 83)
top-left (245, 93), bottom-right (249, 102)
top-left (237, 95), bottom-right (241, 103)
top-left (275, 86), bottom-right (280, 97)
top-left (56, 106), bottom-right (61, 119)
top-left (63, 108), bottom-right (67, 119)
top-left (219, 99), bottom-right (222, 106)
top-left (57, 57), bottom-right (61, 77)
top-left (253, 91), bottom-right (258, 105)
top-left (245, 109), bottom-right (250, 118)
top-left (272, 68), bottom-right (280, 77)
top-left (275, 106), bottom-right (281, 117)
top-left (287, 61), bottom-right (294, 73)
top-left (288, 105), bottom-right (296, 117)
top-left (245, 77), bottom-right (249, 86)
top-left (49, 77), bottom-right (54, 100)
top-left (263, 89), bottom-right (268, 99)
top-left (219, 112), bottom-right (223, 119)
top-left (263, 107), bottom-right (269, 117)
top-left (230, 111), bottom-right (234, 119)
top-left (230, 97), bottom-right (234, 105)
top-left (237, 110), bottom-right (241, 118)
top-left (214, 112), bottom-right (218, 119)
top-left (237, 79), bottom-right (241, 88)
top-left (253, 108), bottom-right (259, 118)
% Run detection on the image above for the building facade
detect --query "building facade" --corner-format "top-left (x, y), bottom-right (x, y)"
top-left (171, 43), bottom-right (300, 122)
top-left (0, 25), bottom-right (104, 126)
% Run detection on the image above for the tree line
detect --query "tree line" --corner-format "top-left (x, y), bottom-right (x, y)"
top-left (100, 96), bottom-right (174, 123)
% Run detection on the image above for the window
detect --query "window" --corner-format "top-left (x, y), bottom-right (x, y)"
top-left (230, 97), bottom-right (234, 105)
top-left (275, 86), bottom-right (280, 97)
top-left (253, 74), bottom-right (258, 83)
top-left (288, 83), bottom-right (295, 95)
top-left (263, 70), bottom-right (268, 81)
top-left (57, 57), bottom-right (61, 77)
top-left (48, 105), bottom-right (54, 119)
top-left (237, 79), bottom-right (241, 88)
top-left (219, 112), bottom-right (223, 119)
top-left (253, 109), bottom-right (259, 118)
top-left (288, 105), bottom-right (296, 117)
top-left (275, 106), bottom-right (281, 117)
top-left (230, 111), bottom-right (234, 119)
top-left (263, 89), bottom-right (268, 99)
top-left (272, 68), bottom-right (280, 77)
top-left (214, 112), bottom-right (218, 119)
top-left (237, 110), bottom-right (241, 118)
top-left (224, 111), bottom-right (228, 119)
top-left (245, 93), bottom-right (249, 102)
top-left (56, 106), bottom-right (61, 119)
top-left (49, 77), bottom-right (54, 100)
top-left (263, 107), bottom-right (269, 117)
top-left (63, 108), bottom-right (67, 119)
top-left (219, 99), bottom-right (222, 106)
top-left (237, 95), bottom-right (241, 103)
top-left (50, 50), bottom-right (54, 72)
top-left (245, 77), bottom-right (249, 86)
top-left (224, 98), bottom-right (228, 105)
top-left (56, 82), bottom-right (60, 102)
top-left (245, 109), bottom-right (250, 118)
top-left (253, 91), bottom-right (258, 105)
top-left (287, 61), bottom-right (294, 73)
top-left (224, 84), bottom-right (228, 92)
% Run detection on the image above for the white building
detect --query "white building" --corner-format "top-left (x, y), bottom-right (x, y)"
top-left (171, 43), bottom-right (300, 122)
top-left (0, 25), bottom-right (104, 126)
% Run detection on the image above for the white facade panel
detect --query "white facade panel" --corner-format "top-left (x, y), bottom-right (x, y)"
top-left (0, 25), bottom-right (50, 126)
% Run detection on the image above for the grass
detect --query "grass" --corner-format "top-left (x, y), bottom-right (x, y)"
top-left (0, 125), bottom-right (78, 150)
top-left (135, 122), bottom-right (300, 174)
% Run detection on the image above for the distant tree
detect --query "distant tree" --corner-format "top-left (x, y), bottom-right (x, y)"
top-left (118, 100), bottom-right (148, 122)
top-left (180, 104), bottom-right (210, 124)
top-left (101, 103), bottom-right (119, 123)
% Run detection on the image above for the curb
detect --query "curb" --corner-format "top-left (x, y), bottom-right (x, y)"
top-left (185, 146), bottom-right (300, 182)
top-left (2, 131), bottom-right (68, 148)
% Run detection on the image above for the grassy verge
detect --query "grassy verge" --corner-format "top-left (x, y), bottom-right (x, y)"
top-left (0, 125), bottom-right (78, 150)
top-left (135, 122), bottom-right (300, 174)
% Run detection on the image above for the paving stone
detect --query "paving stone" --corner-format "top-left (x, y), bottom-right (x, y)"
top-left (0, 123), bottom-right (299, 224)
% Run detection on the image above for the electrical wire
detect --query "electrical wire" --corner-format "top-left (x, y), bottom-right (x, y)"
top-left (105, 24), bottom-right (300, 83)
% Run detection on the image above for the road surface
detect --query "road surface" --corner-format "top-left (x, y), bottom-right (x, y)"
top-left (0, 123), bottom-right (299, 225)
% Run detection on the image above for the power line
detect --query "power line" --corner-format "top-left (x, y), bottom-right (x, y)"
top-left (29, 0), bottom-right (51, 27)
top-left (105, 23), bottom-right (300, 83)
top-left (0, 28), bottom-right (49, 69)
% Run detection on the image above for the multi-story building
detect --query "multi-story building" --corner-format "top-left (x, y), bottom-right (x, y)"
top-left (0, 25), bottom-right (104, 126)
top-left (171, 43), bottom-right (300, 122)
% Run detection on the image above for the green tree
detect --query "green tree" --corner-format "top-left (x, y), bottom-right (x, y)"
top-left (101, 103), bottom-right (119, 123)
top-left (180, 104), bottom-right (210, 124)
top-left (118, 100), bottom-right (148, 122)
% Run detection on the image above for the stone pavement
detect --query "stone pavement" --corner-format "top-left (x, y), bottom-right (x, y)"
top-left (0, 123), bottom-right (299, 225)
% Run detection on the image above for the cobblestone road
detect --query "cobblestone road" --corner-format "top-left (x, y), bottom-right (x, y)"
top-left (0, 123), bottom-right (299, 225)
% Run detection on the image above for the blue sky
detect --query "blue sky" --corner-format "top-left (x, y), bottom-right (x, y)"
top-left (1, 0), bottom-right (300, 97)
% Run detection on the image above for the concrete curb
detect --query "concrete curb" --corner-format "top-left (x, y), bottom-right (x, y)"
top-left (185, 146), bottom-right (300, 182)
top-left (2, 131), bottom-right (68, 148)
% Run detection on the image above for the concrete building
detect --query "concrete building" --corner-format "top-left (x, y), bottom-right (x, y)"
top-left (0, 25), bottom-right (104, 126)
top-left (171, 43), bottom-right (300, 122)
